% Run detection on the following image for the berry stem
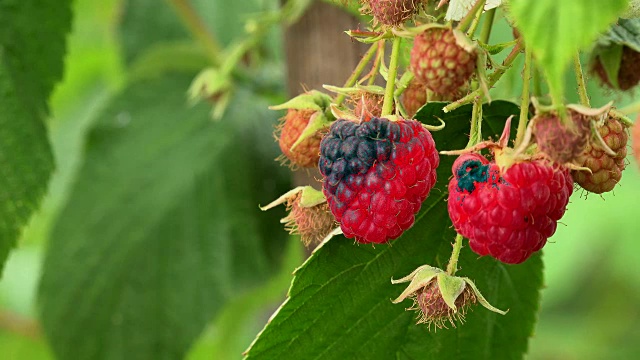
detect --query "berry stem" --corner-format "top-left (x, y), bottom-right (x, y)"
top-left (366, 42), bottom-right (384, 86)
top-left (617, 102), bottom-right (640, 117)
top-left (532, 63), bottom-right (543, 97)
top-left (382, 37), bottom-right (402, 116)
top-left (169, 0), bottom-right (222, 65)
top-left (443, 40), bottom-right (524, 113)
top-left (335, 43), bottom-right (380, 107)
top-left (457, 0), bottom-right (486, 34)
top-left (394, 72), bottom-right (415, 98)
top-left (446, 234), bottom-right (464, 275)
top-left (467, 96), bottom-right (483, 147)
top-left (609, 109), bottom-right (635, 127)
top-left (573, 53), bottom-right (591, 107)
top-left (479, 8), bottom-right (496, 44)
top-left (515, 45), bottom-right (532, 148)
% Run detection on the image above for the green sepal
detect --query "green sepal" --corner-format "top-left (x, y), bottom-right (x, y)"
top-left (269, 90), bottom-right (333, 111)
top-left (462, 277), bottom-right (508, 315)
top-left (188, 67), bottom-right (232, 104)
top-left (290, 111), bottom-right (331, 151)
top-left (259, 186), bottom-right (326, 212)
top-left (298, 186), bottom-right (326, 208)
top-left (323, 84), bottom-right (385, 96)
top-left (390, 265), bottom-right (443, 304)
top-left (436, 273), bottom-right (467, 312)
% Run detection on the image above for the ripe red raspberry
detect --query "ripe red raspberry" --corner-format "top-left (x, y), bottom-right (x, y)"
top-left (448, 154), bottom-right (573, 264)
top-left (572, 117), bottom-right (628, 194)
top-left (277, 109), bottom-right (323, 168)
top-left (592, 46), bottom-right (640, 91)
top-left (411, 28), bottom-right (476, 95)
top-left (532, 111), bottom-right (590, 164)
top-left (319, 117), bottom-right (439, 244)
top-left (363, 0), bottom-right (426, 26)
top-left (402, 79), bottom-right (427, 118)
top-left (633, 117), bottom-right (640, 169)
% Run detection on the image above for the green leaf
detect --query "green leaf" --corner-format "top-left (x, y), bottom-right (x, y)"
top-left (509, 0), bottom-right (628, 100)
top-left (245, 100), bottom-right (544, 359)
top-left (596, 18), bottom-right (640, 52)
top-left (0, 0), bottom-right (72, 275)
top-left (38, 72), bottom-right (291, 360)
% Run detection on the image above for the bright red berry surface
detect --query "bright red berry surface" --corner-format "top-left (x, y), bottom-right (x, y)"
top-left (319, 117), bottom-right (439, 244)
top-left (447, 154), bottom-right (573, 264)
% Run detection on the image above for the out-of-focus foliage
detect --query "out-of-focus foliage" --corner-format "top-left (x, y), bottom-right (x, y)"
top-left (0, 0), bottom-right (72, 276)
top-left (0, 1), bottom-right (639, 360)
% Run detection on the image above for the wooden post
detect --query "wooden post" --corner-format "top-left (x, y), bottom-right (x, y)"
top-left (283, 0), bottom-right (368, 186)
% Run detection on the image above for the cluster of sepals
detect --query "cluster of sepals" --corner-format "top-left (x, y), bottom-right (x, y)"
top-left (260, 0), bottom-right (638, 330)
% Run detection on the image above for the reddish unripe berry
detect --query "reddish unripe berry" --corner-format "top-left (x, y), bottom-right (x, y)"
top-left (533, 111), bottom-right (590, 164)
top-left (402, 79), bottom-right (427, 118)
top-left (353, 93), bottom-right (385, 121)
top-left (278, 109), bottom-right (322, 168)
top-left (448, 154), bottom-right (573, 264)
top-left (592, 46), bottom-right (640, 91)
top-left (411, 28), bottom-right (476, 95)
top-left (319, 117), bottom-right (439, 244)
top-left (633, 118), bottom-right (640, 169)
top-left (572, 118), bottom-right (628, 194)
top-left (364, 0), bottom-right (425, 26)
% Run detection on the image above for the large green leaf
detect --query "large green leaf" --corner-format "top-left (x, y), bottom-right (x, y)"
top-left (0, 0), bottom-right (72, 275)
top-left (508, 0), bottom-right (627, 100)
top-left (245, 100), bottom-right (544, 359)
top-left (38, 72), bottom-right (291, 360)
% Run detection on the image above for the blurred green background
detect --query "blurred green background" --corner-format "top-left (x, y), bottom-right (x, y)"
top-left (1, 1), bottom-right (639, 359)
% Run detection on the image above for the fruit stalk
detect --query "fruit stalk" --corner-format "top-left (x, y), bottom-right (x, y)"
top-left (479, 8), bottom-right (496, 44)
top-left (382, 37), bottom-right (402, 116)
top-left (446, 234), bottom-right (464, 275)
top-left (467, 96), bottom-right (483, 147)
top-left (515, 45), bottom-right (532, 148)
top-left (573, 53), bottom-right (590, 107)
top-left (444, 40), bottom-right (523, 113)
top-left (169, 0), bottom-right (221, 65)
top-left (335, 43), bottom-right (379, 106)
top-left (457, 0), bottom-right (487, 34)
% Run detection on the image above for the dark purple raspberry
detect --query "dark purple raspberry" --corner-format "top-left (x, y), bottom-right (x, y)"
top-left (319, 117), bottom-right (439, 244)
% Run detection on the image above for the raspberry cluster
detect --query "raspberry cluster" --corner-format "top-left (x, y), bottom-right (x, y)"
top-left (319, 117), bottom-right (439, 244)
top-left (448, 154), bottom-right (573, 264)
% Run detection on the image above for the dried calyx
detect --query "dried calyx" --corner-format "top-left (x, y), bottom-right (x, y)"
top-left (261, 186), bottom-right (337, 247)
top-left (392, 265), bottom-right (506, 329)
